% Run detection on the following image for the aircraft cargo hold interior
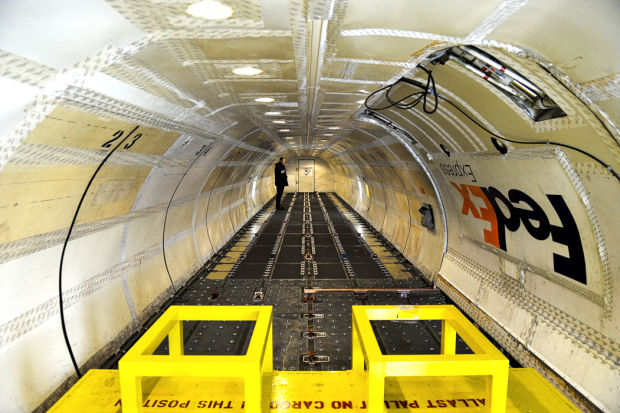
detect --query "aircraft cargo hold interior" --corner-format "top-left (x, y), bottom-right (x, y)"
top-left (0, 1), bottom-right (618, 412)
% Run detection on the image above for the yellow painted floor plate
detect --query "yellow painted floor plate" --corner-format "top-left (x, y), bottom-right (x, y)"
top-left (211, 263), bottom-right (235, 272)
top-left (217, 256), bottom-right (239, 264)
top-left (206, 272), bottom-right (228, 280)
top-left (383, 264), bottom-right (412, 279)
top-left (51, 368), bottom-right (577, 412)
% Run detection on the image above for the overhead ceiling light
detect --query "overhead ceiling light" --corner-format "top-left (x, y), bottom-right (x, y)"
top-left (186, 1), bottom-right (233, 20)
top-left (272, 120), bottom-right (286, 124)
top-left (279, 129), bottom-right (290, 132)
top-left (255, 97), bottom-right (274, 103)
top-left (327, 126), bottom-right (340, 130)
top-left (265, 111), bottom-right (282, 116)
top-left (324, 133), bottom-right (334, 136)
top-left (233, 66), bottom-right (262, 76)
top-left (284, 136), bottom-right (294, 139)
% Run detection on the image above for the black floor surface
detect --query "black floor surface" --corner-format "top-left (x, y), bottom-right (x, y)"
top-left (114, 193), bottom-right (475, 373)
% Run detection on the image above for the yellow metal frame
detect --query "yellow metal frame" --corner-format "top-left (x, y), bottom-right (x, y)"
top-left (118, 306), bottom-right (273, 413)
top-left (352, 305), bottom-right (509, 413)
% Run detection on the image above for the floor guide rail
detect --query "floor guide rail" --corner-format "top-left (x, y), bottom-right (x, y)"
top-left (51, 193), bottom-right (580, 412)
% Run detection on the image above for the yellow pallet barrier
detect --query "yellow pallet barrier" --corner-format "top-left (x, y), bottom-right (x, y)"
top-left (51, 305), bottom-right (581, 412)
top-left (352, 305), bottom-right (509, 413)
top-left (118, 305), bottom-right (273, 413)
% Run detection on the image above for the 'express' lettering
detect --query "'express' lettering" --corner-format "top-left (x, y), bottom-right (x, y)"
top-left (440, 161), bottom-right (477, 182)
top-left (451, 182), bottom-right (586, 284)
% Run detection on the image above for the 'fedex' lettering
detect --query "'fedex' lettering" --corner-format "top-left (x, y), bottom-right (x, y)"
top-left (451, 182), bottom-right (586, 284)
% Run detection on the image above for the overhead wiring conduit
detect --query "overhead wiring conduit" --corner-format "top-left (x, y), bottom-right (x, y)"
top-left (362, 64), bottom-right (620, 184)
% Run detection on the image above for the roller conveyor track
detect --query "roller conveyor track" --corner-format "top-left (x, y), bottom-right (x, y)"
top-left (109, 192), bottom-right (476, 372)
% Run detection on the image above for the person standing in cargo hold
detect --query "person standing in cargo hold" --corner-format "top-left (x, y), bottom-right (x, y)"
top-left (274, 157), bottom-right (288, 210)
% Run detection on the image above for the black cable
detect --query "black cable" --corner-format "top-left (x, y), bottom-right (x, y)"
top-left (437, 95), bottom-right (620, 183)
top-left (537, 63), bottom-right (620, 150)
top-left (162, 144), bottom-right (212, 291)
top-left (364, 66), bottom-right (438, 114)
top-left (58, 125), bottom-right (140, 378)
top-left (363, 70), bottom-right (620, 184)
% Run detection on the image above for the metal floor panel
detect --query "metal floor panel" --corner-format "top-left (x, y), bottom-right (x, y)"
top-left (350, 262), bottom-right (386, 279)
top-left (333, 224), bottom-right (353, 234)
top-left (312, 233), bottom-right (333, 245)
top-left (343, 246), bottom-right (373, 263)
top-left (272, 263), bottom-right (303, 279)
top-left (316, 262), bottom-right (347, 279)
top-left (105, 193), bottom-right (470, 375)
top-left (286, 224), bottom-right (303, 233)
top-left (244, 246), bottom-right (274, 263)
top-left (261, 224), bottom-right (284, 233)
top-left (253, 233), bottom-right (278, 245)
top-left (154, 321), bottom-right (256, 356)
top-left (282, 234), bottom-right (303, 246)
top-left (310, 279), bottom-right (356, 289)
top-left (313, 246), bottom-right (341, 263)
top-left (232, 262), bottom-right (265, 279)
top-left (311, 224), bottom-right (329, 233)
top-left (337, 233), bottom-right (362, 246)
top-left (277, 246), bottom-right (303, 262)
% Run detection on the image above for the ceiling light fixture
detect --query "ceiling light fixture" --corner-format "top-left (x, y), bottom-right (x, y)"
top-left (324, 133), bottom-right (334, 136)
top-left (233, 66), bottom-right (262, 76)
top-left (327, 126), bottom-right (340, 130)
top-left (265, 111), bottom-right (282, 116)
top-left (279, 129), bottom-right (290, 132)
top-left (272, 120), bottom-right (286, 124)
top-left (186, 0), bottom-right (233, 20)
top-left (255, 97), bottom-right (274, 103)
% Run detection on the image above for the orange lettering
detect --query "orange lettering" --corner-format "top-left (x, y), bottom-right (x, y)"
top-left (451, 182), bottom-right (481, 218)
top-left (468, 185), bottom-right (500, 248)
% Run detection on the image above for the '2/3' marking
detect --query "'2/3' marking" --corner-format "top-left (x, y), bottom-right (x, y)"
top-left (101, 129), bottom-right (143, 150)
top-left (451, 182), bottom-right (586, 284)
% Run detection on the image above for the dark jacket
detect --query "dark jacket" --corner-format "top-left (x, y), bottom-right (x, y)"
top-left (275, 161), bottom-right (288, 186)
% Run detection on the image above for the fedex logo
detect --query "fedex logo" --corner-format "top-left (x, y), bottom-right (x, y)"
top-left (451, 182), bottom-right (586, 284)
